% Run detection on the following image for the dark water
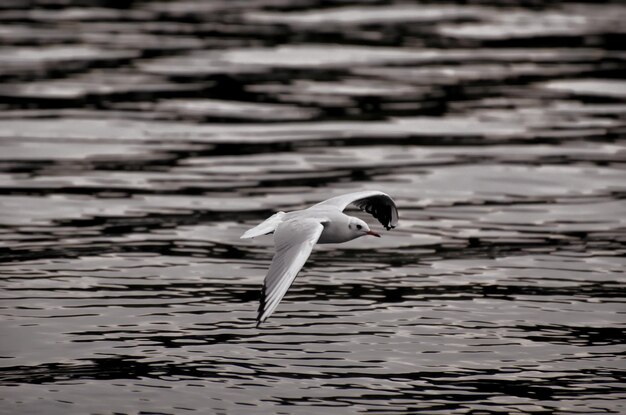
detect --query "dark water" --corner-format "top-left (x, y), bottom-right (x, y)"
top-left (1, 1), bottom-right (625, 414)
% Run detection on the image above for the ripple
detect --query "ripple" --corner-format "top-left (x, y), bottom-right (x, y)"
top-left (438, 4), bottom-right (626, 40)
top-left (245, 4), bottom-right (491, 26)
top-left (541, 78), bottom-right (626, 99)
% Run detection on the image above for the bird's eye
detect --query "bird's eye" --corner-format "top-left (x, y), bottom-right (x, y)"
top-left (356, 225), bottom-right (362, 230)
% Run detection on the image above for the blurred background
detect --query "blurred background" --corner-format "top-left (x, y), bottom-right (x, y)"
top-left (1, 1), bottom-right (625, 414)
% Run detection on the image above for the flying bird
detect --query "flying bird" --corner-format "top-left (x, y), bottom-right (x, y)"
top-left (241, 190), bottom-right (398, 326)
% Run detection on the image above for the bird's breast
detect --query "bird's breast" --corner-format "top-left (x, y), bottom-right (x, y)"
top-left (317, 223), bottom-right (355, 244)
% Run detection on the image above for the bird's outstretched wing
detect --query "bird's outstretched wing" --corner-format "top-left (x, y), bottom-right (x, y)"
top-left (313, 190), bottom-right (398, 230)
top-left (257, 218), bottom-right (326, 325)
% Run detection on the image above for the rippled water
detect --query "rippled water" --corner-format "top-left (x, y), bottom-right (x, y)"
top-left (1, 1), bottom-right (625, 414)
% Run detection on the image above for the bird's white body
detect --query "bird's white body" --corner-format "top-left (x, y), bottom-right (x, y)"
top-left (280, 209), bottom-right (365, 244)
top-left (316, 210), bottom-right (362, 244)
top-left (241, 190), bottom-right (398, 325)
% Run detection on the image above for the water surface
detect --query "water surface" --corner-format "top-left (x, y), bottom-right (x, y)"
top-left (1, 1), bottom-right (625, 414)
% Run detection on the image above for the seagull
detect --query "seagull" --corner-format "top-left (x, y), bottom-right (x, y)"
top-left (241, 190), bottom-right (398, 326)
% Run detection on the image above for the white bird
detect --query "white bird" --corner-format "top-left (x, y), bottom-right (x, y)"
top-left (241, 190), bottom-right (398, 326)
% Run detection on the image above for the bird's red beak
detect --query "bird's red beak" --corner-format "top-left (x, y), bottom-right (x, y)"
top-left (366, 230), bottom-right (381, 237)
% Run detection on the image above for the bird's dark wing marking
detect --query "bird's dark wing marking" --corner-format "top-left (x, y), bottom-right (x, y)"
top-left (351, 194), bottom-right (398, 230)
top-left (314, 191), bottom-right (398, 230)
